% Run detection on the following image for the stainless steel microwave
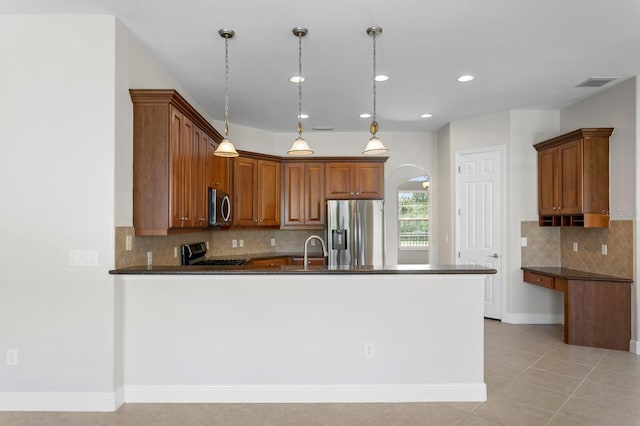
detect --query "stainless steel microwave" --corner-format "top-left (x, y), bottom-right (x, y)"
top-left (208, 188), bottom-right (231, 226)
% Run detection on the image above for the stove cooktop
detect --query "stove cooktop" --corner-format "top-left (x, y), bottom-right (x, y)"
top-left (180, 242), bottom-right (246, 266)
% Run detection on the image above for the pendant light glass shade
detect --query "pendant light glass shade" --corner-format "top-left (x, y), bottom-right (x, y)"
top-left (288, 136), bottom-right (313, 155)
top-left (214, 138), bottom-right (239, 157)
top-left (288, 27), bottom-right (313, 156)
top-left (363, 26), bottom-right (388, 156)
top-left (214, 29), bottom-right (239, 158)
top-left (363, 135), bottom-right (388, 155)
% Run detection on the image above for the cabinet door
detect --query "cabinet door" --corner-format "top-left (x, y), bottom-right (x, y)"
top-left (257, 160), bottom-right (281, 226)
top-left (283, 163), bottom-right (306, 226)
top-left (558, 140), bottom-right (583, 214)
top-left (208, 151), bottom-right (232, 195)
top-left (306, 163), bottom-right (325, 224)
top-left (325, 162), bottom-right (354, 199)
top-left (538, 148), bottom-right (558, 215)
top-left (233, 157), bottom-right (257, 225)
top-left (192, 126), bottom-right (209, 227)
top-left (169, 106), bottom-right (193, 228)
top-left (355, 163), bottom-right (384, 199)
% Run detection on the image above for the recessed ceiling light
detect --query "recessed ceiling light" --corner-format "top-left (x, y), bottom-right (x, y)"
top-left (289, 76), bottom-right (304, 83)
top-left (457, 75), bottom-right (474, 82)
top-left (374, 75), bottom-right (389, 82)
top-left (298, 114), bottom-right (309, 119)
top-left (359, 113), bottom-right (372, 118)
top-left (420, 113), bottom-right (433, 118)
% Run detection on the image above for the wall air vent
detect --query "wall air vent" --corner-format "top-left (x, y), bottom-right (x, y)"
top-left (575, 77), bottom-right (618, 88)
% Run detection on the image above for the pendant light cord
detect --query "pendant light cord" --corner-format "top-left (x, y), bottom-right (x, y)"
top-left (297, 33), bottom-right (303, 136)
top-left (372, 30), bottom-right (377, 125)
top-left (224, 36), bottom-right (230, 137)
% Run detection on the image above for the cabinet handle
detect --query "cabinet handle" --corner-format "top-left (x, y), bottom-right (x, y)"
top-left (199, 217), bottom-right (206, 221)
top-left (180, 216), bottom-right (188, 221)
top-left (356, 192), bottom-right (360, 196)
top-left (537, 278), bottom-right (543, 282)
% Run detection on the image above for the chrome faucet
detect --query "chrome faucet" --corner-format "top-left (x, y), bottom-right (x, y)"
top-left (304, 235), bottom-right (328, 269)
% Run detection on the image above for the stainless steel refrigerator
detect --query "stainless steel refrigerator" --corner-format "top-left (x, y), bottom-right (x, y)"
top-left (327, 199), bottom-right (384, 266)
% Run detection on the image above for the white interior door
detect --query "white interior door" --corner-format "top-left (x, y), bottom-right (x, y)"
top-left (456, 147), bottom-right (504, 319)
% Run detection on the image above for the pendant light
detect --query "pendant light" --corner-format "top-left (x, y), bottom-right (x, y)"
top-left (363, 26), bottom-right (389, 156)
top-left (288, 27), bottom-right (313, 156)
top-left (214, 29), bottom-right (239, 157)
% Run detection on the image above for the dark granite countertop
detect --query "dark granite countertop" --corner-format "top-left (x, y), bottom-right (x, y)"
top-left (522, 266), bottom-right (632, 283)
top-left (205, 252), bottom-right (325, 261)
top-left (110, 264), bottom-right (497, 276)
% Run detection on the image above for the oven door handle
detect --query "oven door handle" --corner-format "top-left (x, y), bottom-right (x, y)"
top-left (221, 195), bottom-right (231, 222)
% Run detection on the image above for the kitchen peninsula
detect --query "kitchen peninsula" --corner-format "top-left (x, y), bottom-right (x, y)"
top-left (111, 264), bottom-right (495, 403)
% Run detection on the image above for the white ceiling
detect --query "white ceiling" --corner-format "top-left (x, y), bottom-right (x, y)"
top-left (3, 0), bottom-right (640, 133)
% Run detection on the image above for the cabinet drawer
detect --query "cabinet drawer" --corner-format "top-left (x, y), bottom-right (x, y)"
top-left (250, 257), bottom-right (289, 267)
top-left (291, 257), bottom-right (326, 266)
top-left (523, 271), bottom-right (555, 289)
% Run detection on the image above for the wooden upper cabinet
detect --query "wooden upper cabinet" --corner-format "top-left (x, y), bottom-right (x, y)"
top-left (232, 152), bottom-right (281, 227)
top-left (130, 89), bottom-right (223, 235)
top-left (257, 159), bottom-right (281, 226)
top-left (283, 162), bottom-right (325, 228)
top-left (208, 152), bottom-right (232, 195)
top-left (534, 128), bottom-right (612, 227)
top-left (325, 162), bottom-right (384, 199)
top-left (233, 157), bottom-right (258, 226)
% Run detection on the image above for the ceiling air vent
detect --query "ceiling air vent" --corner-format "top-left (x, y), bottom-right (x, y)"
top-left (312, 126), bottom-right (335, 131)
top-left (575, 77), bottom-right (618, 88)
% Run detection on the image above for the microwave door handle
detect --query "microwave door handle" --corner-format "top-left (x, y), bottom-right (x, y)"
top-left (221, 195), bottom-right (231, 222)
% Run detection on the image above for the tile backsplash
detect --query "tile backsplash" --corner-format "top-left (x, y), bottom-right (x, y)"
top-left (521, 220), bottom-right (633, 279)
top-left (115, 227), bottom-right (327, 268)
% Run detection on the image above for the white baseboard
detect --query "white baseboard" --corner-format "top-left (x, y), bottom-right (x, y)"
top-left (124, 383), bottom-right (487, 404)
top-left (630, 340), bottom-right (640, 354)
top-left (501, 313), bottom-right (563, 324)
top-left (0, 390), bottom-right (123, 412)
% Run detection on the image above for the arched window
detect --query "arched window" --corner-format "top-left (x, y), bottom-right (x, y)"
top-left (398, 176), bottom-right (430, 251)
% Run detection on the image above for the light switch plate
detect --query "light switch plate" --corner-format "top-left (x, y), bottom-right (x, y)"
top-left (69, 250), bottom-right (98, 267)
top-left (521, 237), bottom-right (527, 247)
top-left (572, 242), bottom-right (578, 252)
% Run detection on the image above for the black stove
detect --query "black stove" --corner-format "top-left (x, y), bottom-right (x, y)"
top-left (180, 242), bottom-right (247, 266)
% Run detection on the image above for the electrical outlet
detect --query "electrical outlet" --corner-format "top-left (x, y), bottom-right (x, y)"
top-left (125, 235), bottom-right (132, 251)
top-left (6, 349), bottom-right (18, 365)
top-left (270, 238), bottom-right (276, 247)
top-left (364, 342), bottom-right (375, 359)
top-left (232, 239), bottom-right (238, 248)
top-left (572, 242), bottom-right (578, 252)
top-left (239, 239), bottom-right (244, 248)
top-left (521, 237), bottom-right (528, 247)
top-left (174, 247), bottom-right (178, 258)
top-left (146, 251), bottom-right (152, 266)
top-left (311, 239), bottom-right (316, 246)
top-left (206, 241), bottom-right (210, 250)
top-left (602, 244), bottom-right (608, 255)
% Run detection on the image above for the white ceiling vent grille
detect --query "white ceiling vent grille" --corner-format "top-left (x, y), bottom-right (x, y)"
top-left (576, 77), bottom-right (618, 88)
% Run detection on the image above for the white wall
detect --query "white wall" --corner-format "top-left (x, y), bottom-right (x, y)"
top-left (560, 77), bottom-right (638, 349)
top-left (0, 15), bottom-right (117, 406)
top-left (121, 273), bottom-right (487, 402)
top-left (438, 110), bottom-right (562, 321)
top-left (508, 111), bottom-right (561, 319)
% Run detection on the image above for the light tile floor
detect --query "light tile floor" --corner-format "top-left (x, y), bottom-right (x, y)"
top-left (2, 319), bottom-right (639, 425)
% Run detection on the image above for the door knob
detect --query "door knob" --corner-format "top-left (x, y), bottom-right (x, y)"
top-left (489, 253), bottom-right (499, 258)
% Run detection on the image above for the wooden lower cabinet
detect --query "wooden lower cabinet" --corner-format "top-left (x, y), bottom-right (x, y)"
top-left (523, 268), bottom-right (631, 350)
top-left (290, 257), bottom-right (326, 266)
top-left (249, 257), bottom-right (289, 267)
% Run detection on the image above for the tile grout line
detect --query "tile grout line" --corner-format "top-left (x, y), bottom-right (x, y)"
top-left (544, 349), bottom-right (608, 426)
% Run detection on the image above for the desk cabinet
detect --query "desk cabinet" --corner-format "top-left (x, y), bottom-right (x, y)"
top-left (523, 267), bottom-right (631, 350)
